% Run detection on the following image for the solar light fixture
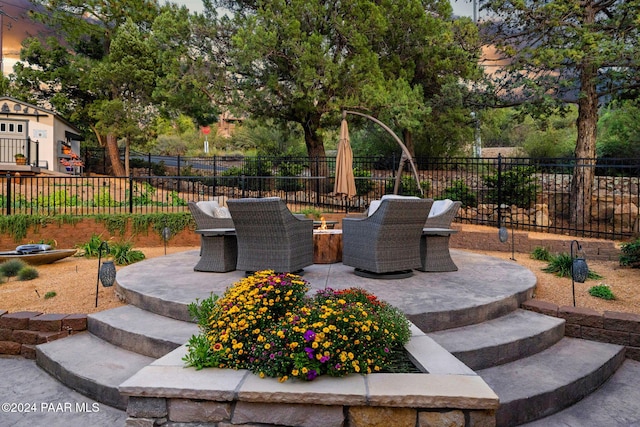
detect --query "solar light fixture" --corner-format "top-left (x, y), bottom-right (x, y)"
top-left (95, 241), bottom-right (116, 307)
top-left (570, 240), bottom-right (589, 307)
top-left (498, 217), bottom-right (515, 260)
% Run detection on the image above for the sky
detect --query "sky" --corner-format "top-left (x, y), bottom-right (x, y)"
top-left (173, 0), bottom-right (478, 19)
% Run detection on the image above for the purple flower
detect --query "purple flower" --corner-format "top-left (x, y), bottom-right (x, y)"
top-left (320, 355), bottom-right (330, 363)
top-left (304, 347), bottom-right (315, 359)
top-left (335, 364), bottom-right (341, 369)
top-left (303, 330), bottom-right (316, 342)
top-left (270, 353), bottom-right (275, 359)
top-left (307, 369), bottom-right (318, 380)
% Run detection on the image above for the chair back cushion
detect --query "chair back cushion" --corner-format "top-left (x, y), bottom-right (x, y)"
top-left (429, 199), bottom-right (454, 218)
top-left (196, 200), bottom-right (220, 217)
top-left (368, 195), bottom-right (421, 216)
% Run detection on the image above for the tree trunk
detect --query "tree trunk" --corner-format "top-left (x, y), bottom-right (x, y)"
top-left (302, 115), bottom-right (330, 192)
top-left (571, 70), bottom-right (598, 227)
top-left (570, 7), bottom-right (598, 228)
top-left (106, 134), bottom-right (125, 176)
top-left (402, 129), bottom-right (416, 158)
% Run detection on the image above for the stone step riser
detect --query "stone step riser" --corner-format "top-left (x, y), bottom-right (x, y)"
top-left (36, 343), bottom-right (125, 410)
top-left (88, 317), bottom-right (182, 359)
top-left (115, 282), bottom-right (192, 322)
top-left (457, 323), bottom-right (565, 370)
top-left (35, 333), bottom-right (154, 411)
top-left (478, 338), bottom-right (626, 426)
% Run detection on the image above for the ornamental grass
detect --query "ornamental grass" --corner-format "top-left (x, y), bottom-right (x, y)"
top-left (184, 270), bottom-right (411, 382)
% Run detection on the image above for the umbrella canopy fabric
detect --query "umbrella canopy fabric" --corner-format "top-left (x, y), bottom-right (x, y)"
top-left (334, 119), bottom-right (356, 198)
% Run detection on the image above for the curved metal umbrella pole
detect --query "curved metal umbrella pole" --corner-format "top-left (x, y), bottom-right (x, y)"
top-left (342, 110), bottom-right (423, 196)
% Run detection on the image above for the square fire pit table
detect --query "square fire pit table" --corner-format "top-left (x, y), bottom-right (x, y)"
top-left (313, 229), bottom-right (343, 264)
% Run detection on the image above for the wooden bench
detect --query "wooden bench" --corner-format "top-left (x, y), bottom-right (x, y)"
top-left (417, 228), bottom-right (459, 272)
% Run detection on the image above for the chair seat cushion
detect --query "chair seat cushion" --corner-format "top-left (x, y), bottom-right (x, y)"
top-left (211, 207), bottom-right (231, 218)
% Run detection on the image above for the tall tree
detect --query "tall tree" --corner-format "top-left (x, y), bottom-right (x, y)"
top-left (206, 0), bottom-right (480, 178)
top-left (479, 0), bottom-right (640, 226)
top-left (11, 1), bottom-right (211, 175)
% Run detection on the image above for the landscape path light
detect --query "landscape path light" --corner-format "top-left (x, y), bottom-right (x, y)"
top-left (95, 241), bottom-right (116, 307)
top-left (570, 240), bottom-right (589, 307)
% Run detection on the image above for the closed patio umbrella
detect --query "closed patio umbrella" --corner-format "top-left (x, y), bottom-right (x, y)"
top-left (334, 119), bottom-right (356, 199)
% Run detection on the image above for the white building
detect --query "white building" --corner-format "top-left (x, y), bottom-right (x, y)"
top-left (0, 97), bottom-right (83, 175)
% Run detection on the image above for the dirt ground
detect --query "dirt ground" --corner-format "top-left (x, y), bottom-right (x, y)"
top-left (0, 245), bottom-right (638, 316)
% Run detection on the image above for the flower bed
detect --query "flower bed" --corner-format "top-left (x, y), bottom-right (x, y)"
top-left (184, 270), bottom-right (411, 381)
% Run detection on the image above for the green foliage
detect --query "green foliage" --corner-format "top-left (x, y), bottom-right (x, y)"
top-left (183, 293), bottom-right (221, 370)
top-left (276, 162), bottom-right (304, 192)
top-left (353, 167), bottom-right (375, 196)
top-left (597, 100), bottom-right (640, 160)
top-left (588, 284), bottom-right (615, 300)
top-left (441, 180), bottom-right (477, 208)
top-left (44, 291), bottom-right (57, 299)
top-left (76, 234), bottom-right (105, 258)
top-left (296, 207), bottom-right (323, 219)
top-left (92, 188), bottom-right (121, 207)
top-left (18, 267), bottom-right (39, 281)
top-left (128, 182), bottom-right (158, 206)
top-left (531, 246), bottom-right (552, 262)
top-left (484, 166), bottom-right (539, 208)
top-left (35, 190), bottom-right (79, 208)
top-left (131, 213), bottom-right (193, 240)
top-left (385, 176), bottom-right (430, 197)
top-left (620, 238), bottom-right (640, 268)
top-left (166, 191), bottom-right (186, 206)
top-left (522, 124), bottom-right (576, 159)
top-left (94, 215), bottom-right (129, 236)
top-left (542, 253), bottom-right (602, 279)
top-left (109, 241), bottom-right (146, 266)
top-left (0, 259), bottom-right (28, 277)
top-left (0, 273), bottom-right (6, 284)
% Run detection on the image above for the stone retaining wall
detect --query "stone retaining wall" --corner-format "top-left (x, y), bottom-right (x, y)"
top-left (0, 310), bottom-right (87, 359)
top-left (522, 300), bottom-right (640, 361)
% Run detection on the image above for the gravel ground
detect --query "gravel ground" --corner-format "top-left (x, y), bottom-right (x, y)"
top-left (1, 246), bottom-right (638, 315)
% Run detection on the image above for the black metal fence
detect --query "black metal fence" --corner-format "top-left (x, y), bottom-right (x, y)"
top-left (2, 153), bottom-right (639, 241)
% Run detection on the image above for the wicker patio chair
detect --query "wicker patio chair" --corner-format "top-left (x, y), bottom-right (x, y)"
top-left (226, 197), bottom-right (314, 273)
top-left (424, 199), bottom-right (462, 229)
top-left (188, 201), bottom-right (234, 230)
top-left (342, 197), bottom-right (433, 278)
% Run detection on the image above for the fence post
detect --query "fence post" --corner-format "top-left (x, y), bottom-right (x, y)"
top-left (241, 175), bottom-right (246, 198)
top-left (129, 174), bottom-right (134, 213)
top-left (25, 136), bottom-right (31, 165)
top-left (315, 157), bottom-right (320, 206)
top-left (34, 139), bottom-right (39, 168)
top-left (497, 153), bottom-right (503, 228)
top-left (177, 155), bottom-right (181, 177)
top-left (5, 173), bottom-right (11, 215)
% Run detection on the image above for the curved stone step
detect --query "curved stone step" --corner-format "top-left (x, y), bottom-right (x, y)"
top-left (477, 337), bottom-right (625, 427)
top-left (88, 305), bottom-right (199, 358)
top-left (36, 332), bottom-right (154, 410)
top-left (427, 309), bottom-right (565, 370)
top-left (521, 359), bottom-right (640, 426)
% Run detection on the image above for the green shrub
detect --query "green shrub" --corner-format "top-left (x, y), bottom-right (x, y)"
top-left (92, 188), bottom-right (120, 207)
top-left (385, 175), bottom-right (430, 197)
top-left (0, 259), bottom-right (28, 277)
top-left (18, 266), bottom-right (39, 281)
top-left (531, 246), bottom-right (552, 262)
top-left (441, 180), bottom-right (477, 208)
top-left (76, 234), bottom-right (105, 258)
top-left (588, 284), bottom-right (615, 300)
top-left (542, 253), bottom-right (603, 279)
top-left (0, 273), bottom-right (6, 284)
top-left (353, 167), bottom-right (375, 196)
top-left (35, 190), bottom-right (79, 207)
top-left (109, 241), bottom-right (146, 266)
top-left (484, 165), bottom-right (539, 208)
top-left (275, 162), bottom-right (304, 192)
top-left (44, 291), bottom-right (57, 299)
top-left (619, 238), bottom-right (640, 268)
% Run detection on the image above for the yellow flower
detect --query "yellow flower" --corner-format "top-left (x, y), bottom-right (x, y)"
top-left (264, 343), bottom-right (271, 350)
top-left (279, 376), bottom-right (288, 382)
top-left (292, 369), bottom-right (299, 376)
